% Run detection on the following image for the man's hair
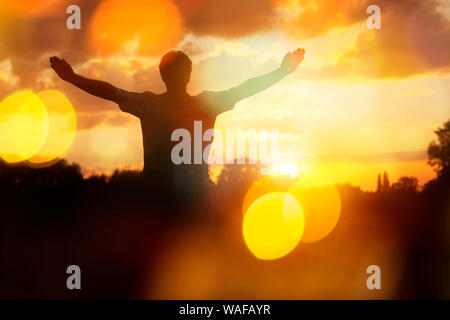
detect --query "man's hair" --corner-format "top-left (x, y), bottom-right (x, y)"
top-left (159, 50), bottom-right (192, 85)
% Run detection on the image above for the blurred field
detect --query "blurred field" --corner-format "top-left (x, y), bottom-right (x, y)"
top-left (0, 160), bottom-right (449, 299)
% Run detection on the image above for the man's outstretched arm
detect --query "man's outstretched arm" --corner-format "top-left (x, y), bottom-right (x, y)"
top-left (50, 56), bottom-right (126, 103)
top-left (199, 48), bottom-right (305, 114)
top-left (228, 48), bottom-right (305, 101)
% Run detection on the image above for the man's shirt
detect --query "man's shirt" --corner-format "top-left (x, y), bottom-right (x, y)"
top-left (115, 89), bottom-right (237, 201)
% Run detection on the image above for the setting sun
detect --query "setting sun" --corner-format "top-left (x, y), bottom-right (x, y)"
top-left (279, 163), bottom-right (299, 177)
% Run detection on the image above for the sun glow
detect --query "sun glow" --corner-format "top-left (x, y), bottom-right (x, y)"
top-left (279, 162), bottom-right (299, 177)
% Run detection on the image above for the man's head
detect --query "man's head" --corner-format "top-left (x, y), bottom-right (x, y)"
top-left (159, 50), bottom-right (192, 92)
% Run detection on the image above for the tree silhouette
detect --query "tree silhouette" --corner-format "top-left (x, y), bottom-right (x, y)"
top-left (427, 119), bottom-right (450, 176)
top-left (391, 176), bottom-right (419, 193)
top-left (382, 171), bottom-right (390, 191)
top-left (377, 173), bottom-right (382, 192)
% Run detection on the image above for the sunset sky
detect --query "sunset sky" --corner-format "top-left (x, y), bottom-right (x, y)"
top-left (0, 0), bottom-right (449, 190)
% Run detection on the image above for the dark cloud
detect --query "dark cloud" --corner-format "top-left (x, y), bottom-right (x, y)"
top-left (0, 0), bottom-right (102, 87)
top-left (184, 0), bottom-right (277, 38)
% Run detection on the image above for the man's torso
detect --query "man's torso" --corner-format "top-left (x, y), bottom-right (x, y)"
top-left (139, 92), bottom-right (216, 199)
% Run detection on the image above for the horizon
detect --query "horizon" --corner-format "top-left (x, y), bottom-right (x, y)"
top-left (0, 154), bottom-right (438, 193)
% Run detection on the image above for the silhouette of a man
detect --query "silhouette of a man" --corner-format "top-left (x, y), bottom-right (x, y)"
top-left (50, 49), bottom-right (304, 205)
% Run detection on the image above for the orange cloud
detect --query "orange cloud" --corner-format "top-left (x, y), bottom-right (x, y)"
top-left (281, 0), bottom-right (450, 78)
top-left (278, 0), bottom-right (364, 39)
top-left (76, 111), bottom-right (135, 131)
top-left (0, 0), bottom-right (68, 18)
top-left (88, 0), bottom-right (184, 56)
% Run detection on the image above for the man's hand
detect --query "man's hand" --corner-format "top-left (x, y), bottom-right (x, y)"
top-left (280, 48), bottom-right (305, 75)
top-left (50, 56), bottom-right (75, 82)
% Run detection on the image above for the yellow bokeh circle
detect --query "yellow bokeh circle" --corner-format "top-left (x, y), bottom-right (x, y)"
top-left (243, 192), bottom-right (305, 260)
top-left (0, 91), bottom-right (49, 163)
top-left (0, 90), bottom-right (76, 165)
top-left (288, 170), bottom-right (341, 243)
top-left (28, 90), bottom-right (77, 167)
top-left (242, 178), bottom-right (283, 216)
